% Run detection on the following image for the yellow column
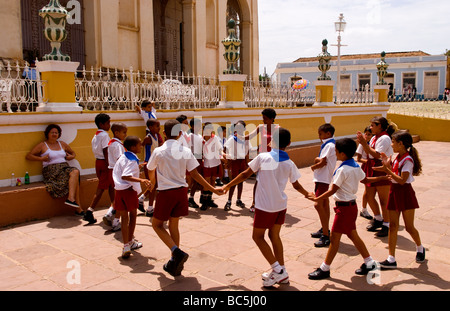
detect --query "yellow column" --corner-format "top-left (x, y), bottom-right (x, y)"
top-left (217, 74), bottom-right (248, 108)
top-left (373, 85), bottom-right (390, 105)
top-left (36, 61), bottom-right (82, 112)
top-left (314, 80), bottom-right (335, 106)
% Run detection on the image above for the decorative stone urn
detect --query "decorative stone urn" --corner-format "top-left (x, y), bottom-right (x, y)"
top-left (222, 19), bottom-right (241, 74)
top-left (376, 51), bottom-right (389, 85)
top-left (317, 39), bottom-right (332, 81)
top-left (39, 0), bottom-right (71, 62)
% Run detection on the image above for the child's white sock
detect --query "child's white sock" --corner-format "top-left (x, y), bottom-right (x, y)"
top-left (138, 195), bottom-right (145, 203)
top-left (112, 218), bottom-right (120, 226)
top-left (320, 262), bottom-right (330, 272)
top-left (364, 256), bottom-right (375, 267)
top-left (374, 215), bottom-right (383, 221)
top-left (416, 245), bottom-right (424, 253)
top-left (271, 262), bottom-right (282, 273)
top-left (387, 255), bottom-right (396, 263)
top-left (106, 206), bottom-right (114, 216)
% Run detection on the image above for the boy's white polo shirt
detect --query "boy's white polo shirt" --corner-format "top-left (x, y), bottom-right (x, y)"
top-left (108, 138), bottom-right (125, 169)
top-left (203, 135), bottom-right (223, 168)
top-left (224, 136), bottom-right (251, 160)
top-left (113, 152), bottom-right (142, 193)
top-left (147, 139), bottom-right (199, 191)
top-left (248, 152), bottom-right (301, 213)
top-left (92, 129), bottom-right (110, 160)
top-left (332, 164), bottom-right (366, 202)
top-left (313, 138), bottom-right (337, 184)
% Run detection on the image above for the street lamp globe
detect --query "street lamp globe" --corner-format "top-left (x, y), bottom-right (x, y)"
top-left (335, 13), bottom-right (347, 33)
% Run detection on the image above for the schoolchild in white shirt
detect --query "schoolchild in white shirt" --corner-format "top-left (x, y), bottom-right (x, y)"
top-left (355, 126), bottom-right (374, 220)
top-left (308, 138), bottom-right (387, 280)
top-left (187, 118), bottom-right (205, 209)
top-left (310, 124), bottom-right (337, 247)
top-left (85, 113), bottom-right (114, 224)
top-left (373, 132), bottom-right (425, 269)
top-left (200, 122), bottom-right (223, 211)
top-left (103, 123), bottom-right (127, 231)
top-left (113, 136), bottom-right (151, 259)
top-left (135, 100), bottom-right (157, 126)
top-left (147, 119), bottom-right (223, 277)
top-left (223, 120), bottom-right (251, 211)
top-left (222, 127), bottom-right (313, 288)
top-left (357, 116), bottom-right (396, 237)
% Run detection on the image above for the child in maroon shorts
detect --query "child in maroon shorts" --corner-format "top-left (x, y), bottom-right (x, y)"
top-left (308, 138), bottom-right (388, 280)
top-left (113, 136), bottom-right (151, 259)
top-left (374, 132), bottom-right (425, 269)
top-left (223, 127), bottom-right (313, 288)
top-left (86, 113), bottom-right (114, 224)
top-left (147, 119), bottom-right (223, 277)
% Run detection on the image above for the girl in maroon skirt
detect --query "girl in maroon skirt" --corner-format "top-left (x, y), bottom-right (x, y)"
top-left (373, 132), bottom-right (425, 269)
top-left (357, 116), bottom-right (396, 237)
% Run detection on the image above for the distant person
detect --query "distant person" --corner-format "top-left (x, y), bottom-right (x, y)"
top-left (26, 124), bottom-right (83, 215)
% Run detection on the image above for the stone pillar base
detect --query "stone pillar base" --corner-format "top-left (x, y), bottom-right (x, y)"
top-left (218, 74), bottom-right (248, 108)
top-left (374, 84), bottom-right (390, 105)
top-left (36, 61), bottom-right (82, 112)
top-left (313, 80), bottom-right (335, 106)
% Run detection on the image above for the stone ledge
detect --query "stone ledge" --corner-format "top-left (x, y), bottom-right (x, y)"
top-left (0, 174), bottom-right (111, 228)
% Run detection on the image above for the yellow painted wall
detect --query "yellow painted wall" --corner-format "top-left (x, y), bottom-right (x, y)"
top-left (388, 113), bottom-right (450, 142)
top-left (0, 106), bottom-right (391, 186)
top-left (40, 71), bottom-right (76, 103)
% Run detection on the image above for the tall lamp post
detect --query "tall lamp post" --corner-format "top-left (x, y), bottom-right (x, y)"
top-left (332, 13), bottom-right (347, 103)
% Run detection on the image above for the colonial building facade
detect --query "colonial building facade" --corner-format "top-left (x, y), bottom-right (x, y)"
top-left (275, 51), bottom-right (450, 100)
top-left (0, 0), bottom-right (259, 78)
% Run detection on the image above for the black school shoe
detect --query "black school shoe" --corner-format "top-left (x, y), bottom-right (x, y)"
top-left (376, 225), bottom-right (389, 237)
top-left (83, 210), bottom-right (97, 224)
top-left (367, 219), bottom-right (383, 232)
top-left (355, 262), bottom-right (376, 275)
top-left (379, 259), bottom-right (397, 270)
top-left (416, 249), bottom-right (426, 263)
top-left (188, 197), bottom-right (200, 209)
top-left (308, 267), bottom-right (330, 280)
top-left (172, 248), bottom-right (189, 276)
top-left (314, 234), bottom-right (330, 248)
top-left (311, 228), bottom-right (323, 238)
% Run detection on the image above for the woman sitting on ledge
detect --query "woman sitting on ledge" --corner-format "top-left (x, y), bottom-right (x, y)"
top-left (26, 124), bottom-right (84, 215)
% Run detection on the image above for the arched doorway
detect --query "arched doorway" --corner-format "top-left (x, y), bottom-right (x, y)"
top-left (153, 0), bottom-right (183, 74)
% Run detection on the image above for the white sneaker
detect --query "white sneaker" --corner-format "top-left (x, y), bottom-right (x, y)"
top-left (102, 214), bottom-right (114, 226)
top-left (122, 244), bottom-right (131, 259)
top-left (130, 239), bottom-right (143, 250)
top-left (263, 269), bottom-right (289, 287)
top-left (111, 220), bottom-right (121, 232)
top-left (262, 271), bottom-right (290, 284)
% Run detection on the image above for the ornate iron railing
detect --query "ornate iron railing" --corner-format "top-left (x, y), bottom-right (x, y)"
top-left (0, 61), bottom-right (46, 113)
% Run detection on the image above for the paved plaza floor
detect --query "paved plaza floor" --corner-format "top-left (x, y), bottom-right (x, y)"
top-left (1, 141), bottom-right (449, 293)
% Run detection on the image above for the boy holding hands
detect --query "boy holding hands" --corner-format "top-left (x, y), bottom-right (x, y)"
top-left (147, 119), bottom-right (223, 277)
top-left (222, 127), bottom-right (313, 287)
top-left (310, 124), bottom-right (337, 247)
top-left (308, 138), bottom-right (387, 280)
top-left (113, 136), bottom-right (150, 259)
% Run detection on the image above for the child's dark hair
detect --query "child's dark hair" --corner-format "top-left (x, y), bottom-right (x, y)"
top-left (318, 123), bottom-right (335, 136)
top-left (335, 138), bottom-right (357, 159)
top-left (189, 118), bottom-right (201, 128)
top-left (146, 119), bottom-right (159, 128)
top-left (176, 114), bottom-right (188, 124)
top-left (364, 126), bottom-right (372, 133)
top-left (392, 132), bottom-right (422, 176)
top-left (44, 124), bottom-right (62, 139)
top-left (141, 100), bottom-right (152, 108)
top-left (111, 122), bottom-right (127, 134)
top-left (95, 113), bottom-right (110, 128)
top-left (164, 119), bottom-right (181, 139)
top-left (272, 127), bottom-right (291, 149)
top-left (124, 136), bottom-right (141, 150)
top-left (262, 108), bottom-right (277, 120)
top-left (371, 116), bottom-right (396, 137)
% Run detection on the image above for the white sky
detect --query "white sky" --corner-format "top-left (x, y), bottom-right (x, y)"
top-left (258, 0), bottom-right (450, 76)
